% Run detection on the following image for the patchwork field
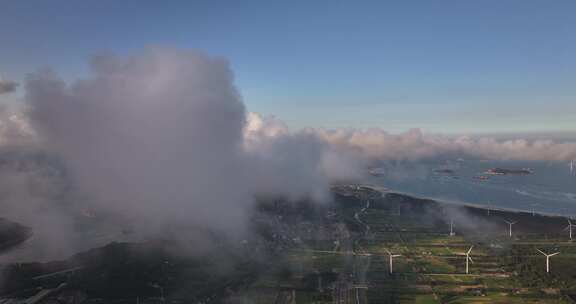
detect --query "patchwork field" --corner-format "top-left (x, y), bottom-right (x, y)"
top-left (237, 185), bottom-right (576, 303)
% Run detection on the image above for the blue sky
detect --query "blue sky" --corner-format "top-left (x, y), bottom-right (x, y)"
top-left (0, 0), bottom-right (574, 133)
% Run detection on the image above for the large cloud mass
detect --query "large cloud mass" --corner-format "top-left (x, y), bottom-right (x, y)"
top-left (25, 49), bottom-right (255, 235)
top-left (12, 48), bottom-right (342, 244)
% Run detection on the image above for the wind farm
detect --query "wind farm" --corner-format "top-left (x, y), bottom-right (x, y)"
top-left (253, 185), bottom-right (576, 303)
top-left (225, 185), bottom-right (576, 303)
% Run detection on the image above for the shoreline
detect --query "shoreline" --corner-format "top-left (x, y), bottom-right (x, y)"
top-left (359, 183), bottom-right (570, 219)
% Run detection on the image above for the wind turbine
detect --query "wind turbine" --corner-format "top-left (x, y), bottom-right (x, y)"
top-left (536, 249), bottom-right (560, 273)
top-left (530, 203), bottom-right (538, 216)
top-left (385, 249), bottom-right (402, 274)
top-left (564, 219), bottom-right (576, 241)
top-left (504, 220), bottom-right (517, 238)
top-left (449, 219), bottom-right (455, 236)
top-left (458, 246), bottom-right (474, 274)
top-left (314, 269), bottom-right (323, 291)
top-left (149, 283), bottom-right (165, 303)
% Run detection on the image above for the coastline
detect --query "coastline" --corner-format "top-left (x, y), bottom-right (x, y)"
top-left (359, 183), bottom-right (569, 219)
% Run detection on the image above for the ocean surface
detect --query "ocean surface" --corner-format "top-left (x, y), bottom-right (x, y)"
top-left (364, 159), bottom-right (576, 217)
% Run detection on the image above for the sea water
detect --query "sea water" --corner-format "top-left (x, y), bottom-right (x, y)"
top-left (365, 159), bottom-right (576, 217)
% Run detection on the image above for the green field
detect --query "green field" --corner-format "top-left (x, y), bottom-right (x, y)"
top-left (237, 185), bottom-right (576, 303)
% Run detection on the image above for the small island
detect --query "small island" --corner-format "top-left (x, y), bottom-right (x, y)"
top-left (485, 167), bottom-right (533, 175)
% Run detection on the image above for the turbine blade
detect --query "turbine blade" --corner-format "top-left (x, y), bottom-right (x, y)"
top-left (468, 256), bottom-right (474, 263)
top-left (536, 248), bottom-right (547, 256)
top-left (466, 246), bottom-right (473, 254)
top-left (549, 252), bottom-right (560, 257)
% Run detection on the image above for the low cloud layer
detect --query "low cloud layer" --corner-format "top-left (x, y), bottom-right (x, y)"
top-left (246, 113), bottom-right (576, 164)
top-left (308, 127), bottom-right (576, 162)
top-left (0, 47), bottom-right (574, 261)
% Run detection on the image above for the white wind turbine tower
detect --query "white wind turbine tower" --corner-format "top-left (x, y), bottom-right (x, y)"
top-left (504, 220), bottom-right (517, 238)
top-left (536, 249), bottom-right (560, 273)
top-left (458, 246), bottom-right (474, 274)
top-left (530, 203), bottom-right (538, 216)
top-left (486, 202), bottom-right (493, 216)
top-left (564, 219), bottom-right (576, 241)
top-left (449, 219), bottom-right (455, 236)
top-left (385, 249), bottom-right (402, 274)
